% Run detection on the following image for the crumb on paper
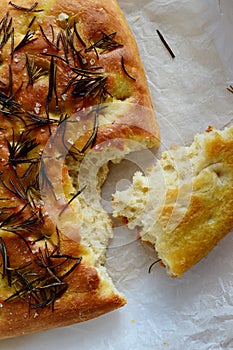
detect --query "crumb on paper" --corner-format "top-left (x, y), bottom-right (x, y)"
top-left (163, 341), bottom-right (169, 346)
top-left (130, 319), bottom-right (136, 323)
top-left (131, 16), bottom-right (140, 24)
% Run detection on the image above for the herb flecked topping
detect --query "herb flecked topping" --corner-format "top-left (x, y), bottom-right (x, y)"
top-left (0, 230), bottom-right (82, 311)
top-left (0, 3), bottom-right (136, 312)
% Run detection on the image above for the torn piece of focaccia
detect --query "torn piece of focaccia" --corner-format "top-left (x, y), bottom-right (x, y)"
top-left (113, 126), bottom-right (233, 277)
top-left (0, 0), bottom-right (159, 339)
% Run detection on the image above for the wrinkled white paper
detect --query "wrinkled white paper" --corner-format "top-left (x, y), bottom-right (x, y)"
top-left (3, 1), bottom-right (233, 349)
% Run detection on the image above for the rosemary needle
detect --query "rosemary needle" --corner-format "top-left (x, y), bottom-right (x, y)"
top-left (227, 85), bottom-right (233, 94)
top-left (8, 1), bottom-right (44, 13)
top-left (156, 29), bottom-right (175, 59)
top-left (148, 259), bottom-right (161, 274)
top-left (121, 56), bottom-right (136, 81)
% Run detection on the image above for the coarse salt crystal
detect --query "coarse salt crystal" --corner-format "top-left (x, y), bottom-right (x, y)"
top-left (58, 13), bottom-right (69, 22)
top-left (90, 58), bottom-right (95, 66)
top-left (67, 138), bottom-right (73, 145)
top-left (34, 102), bottom-right (41, 114)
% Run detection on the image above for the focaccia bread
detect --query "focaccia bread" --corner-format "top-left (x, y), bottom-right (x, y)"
top-left (0, 0), bottom-right (159, 339)
top-left (113, 126), bottom-right (233, 277)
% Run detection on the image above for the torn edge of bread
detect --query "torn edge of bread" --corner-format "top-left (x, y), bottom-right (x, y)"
top-left (112, 126), bottom-right (233, 277)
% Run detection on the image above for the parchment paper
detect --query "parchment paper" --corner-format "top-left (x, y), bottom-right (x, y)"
top-left (2, 1), bottom-right (233, 349)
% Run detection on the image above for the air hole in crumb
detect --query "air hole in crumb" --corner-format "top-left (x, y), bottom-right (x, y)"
top-left (116, 179), bottom-right (131, 192)
top-left (214, 170), bottom-right (222, 177)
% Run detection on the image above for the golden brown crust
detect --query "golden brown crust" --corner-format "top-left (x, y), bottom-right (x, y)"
top-left (0, 0), bottom-right (160, 339)
top-left (153, 127), bottom-right (233, 276)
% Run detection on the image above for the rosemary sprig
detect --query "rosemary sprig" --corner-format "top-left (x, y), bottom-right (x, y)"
top-left (0, 159), bottom-right (41, 212)
top-left (14, 29), bottom-right (37, 52)
top-left (65, 31), bottom-right (81, 66)
top-left (72, 74), bottom-right (107, 98)
top-left (64, 22), bottom-right (87, 67)
top-left (85, 32), bottom-right (123, 55)
top-left (0, 91), bottom-right (21, 113)
top-left (66, 67), bottom-right (111, 101)
top-left (25, 54), bottom-right (48, 86)
top-left (25, 111), bottom-right (58, 131)
top-left (39, 24), bottom-right (58, 50)
top-left (0, 105), bottom-right (24, 130)
top-left (2, 237), bottom-right (82, 311)
top-left (6, 129), bottom-right (40, 166)
top-left (47, 21), bottom-right (87, 68)
top-left (0, 12), bottom-right (13, 50)
top-left (8, 2), bottom-right (44, 13)
top-left (0, 176), bottom-right (28, 203)
top-left (0, 65), bottom-right (25, 120)
top-left (1, 209), bottom-right (41, 235)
